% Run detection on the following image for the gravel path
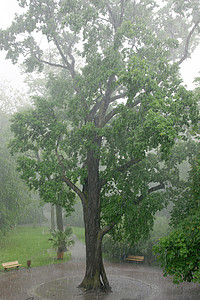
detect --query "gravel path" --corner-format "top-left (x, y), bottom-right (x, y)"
top-left (0, 235), bottom-right (200, 300)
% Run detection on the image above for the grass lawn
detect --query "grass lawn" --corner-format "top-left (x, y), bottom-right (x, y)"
top-left (72, 227), bottom-right (85, 244)
top-left (0, 226), bottom-right (71, 271)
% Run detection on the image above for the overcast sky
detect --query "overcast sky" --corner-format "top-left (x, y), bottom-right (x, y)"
top-left (0, 0), bottom-right (199, 90)
top-left (0, 0), bottom-right (25, 88)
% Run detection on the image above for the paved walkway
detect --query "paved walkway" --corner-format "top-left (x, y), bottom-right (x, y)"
top-left (0, 236), bottom-right (200, 300)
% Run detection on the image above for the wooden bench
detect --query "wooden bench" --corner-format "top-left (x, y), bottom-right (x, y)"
top-left (125, 255), bottom-right (144, 262)
top-left (2, 261), bottom-right (22, 270)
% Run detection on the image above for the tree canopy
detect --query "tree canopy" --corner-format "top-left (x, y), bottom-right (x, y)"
top-left (1, 0), bottom-right (200, 292)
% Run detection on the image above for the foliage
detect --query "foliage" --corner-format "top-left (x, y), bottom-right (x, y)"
top-left (103, 216), bottom-right (169, 264)
top-left (154, 212), bottom-right (200, 284)
top-left (154, 151), bottom-right (200, 283)
top-left (168, 140), bottom-right (199, 227)
top-left (0, 226), bottom-right (71, 268)
top-left (9, 95), bottom-right (76, 216)
top-left (48, 227), bottom-right (74, 252)
top-left (152, 0), bottom-right (200, 62)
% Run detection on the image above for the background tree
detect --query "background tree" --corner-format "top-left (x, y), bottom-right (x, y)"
top-left (1, 0), bottom-right (200, 292)
top-left (0, 80), bottom-right (30, 113)
top-left (154, 149), bottom-right (200, 284)
top-left (0, 81), bottom-right (43, 236)
top-left (0, 109), bottom-right (39, 235)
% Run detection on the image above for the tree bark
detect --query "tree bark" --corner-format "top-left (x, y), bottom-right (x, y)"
top-left (56, 205), bottom-right (64, 231)
top-left (79, 143), bottom-right (111, 292)
top-left (50, 204), bottom-right (55, 230)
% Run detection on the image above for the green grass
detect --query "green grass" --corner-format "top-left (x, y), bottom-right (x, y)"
top-left (72, 227), bottom-right (85, 244)
top-left (0, 226), bottom-right (71, 271)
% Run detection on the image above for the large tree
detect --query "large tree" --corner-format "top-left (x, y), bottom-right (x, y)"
top-left (1, 0), bottom-right (200, 292)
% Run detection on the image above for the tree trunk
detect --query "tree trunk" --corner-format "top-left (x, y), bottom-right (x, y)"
top-left (50, 204), bottom-right (55, 230)
top-left (79, 147), bottom-right (111, 292)
top-left (56, 205), bottom-right (63, 231)
top-left (79, 217), bottom-right (111, 292)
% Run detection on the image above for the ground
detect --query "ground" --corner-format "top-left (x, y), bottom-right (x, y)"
top-left (0, 235), bottom-right (200, 299)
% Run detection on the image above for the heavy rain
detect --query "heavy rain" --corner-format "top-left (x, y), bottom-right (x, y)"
top-left (0, 0), bottom-right (200, 299)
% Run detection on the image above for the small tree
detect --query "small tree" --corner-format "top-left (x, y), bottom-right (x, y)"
top-left (154, 151), bottom-right (200, 284)
top-left (49, 227), bottom-right (74, 253)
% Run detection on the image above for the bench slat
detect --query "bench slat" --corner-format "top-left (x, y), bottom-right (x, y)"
top-left (2, 261), bottom-right (21, 269)
top-left (127, 255), bottom-right (144, 259)
top-left (3, 264), bottom-right (21, 269)
top-left (2, 261), bottom-right (19, 266)
top-left (126, 258), bottom-right (143, 261)
top-left (125, 255), bottom-right (144, 262)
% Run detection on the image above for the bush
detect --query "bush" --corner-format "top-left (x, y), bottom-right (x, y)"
top-left (154, 212), bottom-right (200, 284)
top-left (48, 227), bottom-right (74, 252)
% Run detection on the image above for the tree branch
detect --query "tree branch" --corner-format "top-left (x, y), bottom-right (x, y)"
top-left (117, 157), bottom-right (141, 173)
top-left (37, 57), bottom-right (68, 69)
top-left (100, 222), bottom-right (116, 240)
top-left (105, 3), bottom-right (117, 32)
top-left (62, 173), bottom-right (86, 204)
top-left (99, 75), bottom-right (116, 117)
top-left (89, 95), bottom-right (102, 119)
top-left (126, 97), bottom-right (141, 109)
top-left (89, 75), bottom-right (116, 122)
top-left (52, 34), bottom-right (75, 76)
top-left (148, 183), bottom-right (165, 194)
top-left (99, 92), bottom-right (127, 127)
top-left (138, 182), bottom-right (165, 202)
top-left (100, 158), bottom-right (141, 188)
top-left (63, 32), bottom-right (77, 78)
top-left (105, 0), bottom-right (126, 32)
top-left (110, 92), bottom-right (126, 102)
top-left (56, 152), bottom-right (86, 205)
top-left (119, 0), bottom-right (126, 27)
top-left (100, 107), bottom-right (119, 127)
top-left (178, 20), bottom-right (200, 65)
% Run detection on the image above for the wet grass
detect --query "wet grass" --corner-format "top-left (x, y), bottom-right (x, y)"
top-left (72, 227), bottom-right (85, 244)
top-left (0, 226), bottom-right (71, 271)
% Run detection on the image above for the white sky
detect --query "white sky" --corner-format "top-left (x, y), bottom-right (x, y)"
top-left (0, 0), bottom-right (199, 90)
top-left (0, 0), bottom-right (25, 89)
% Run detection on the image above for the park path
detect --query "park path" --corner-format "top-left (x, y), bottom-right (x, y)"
top-left (0, 235), bottom-right (86, 300)
top-left (0, 235), bottom-right (200, 300)
top-left (70, 234), bottom-right (86, 262)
